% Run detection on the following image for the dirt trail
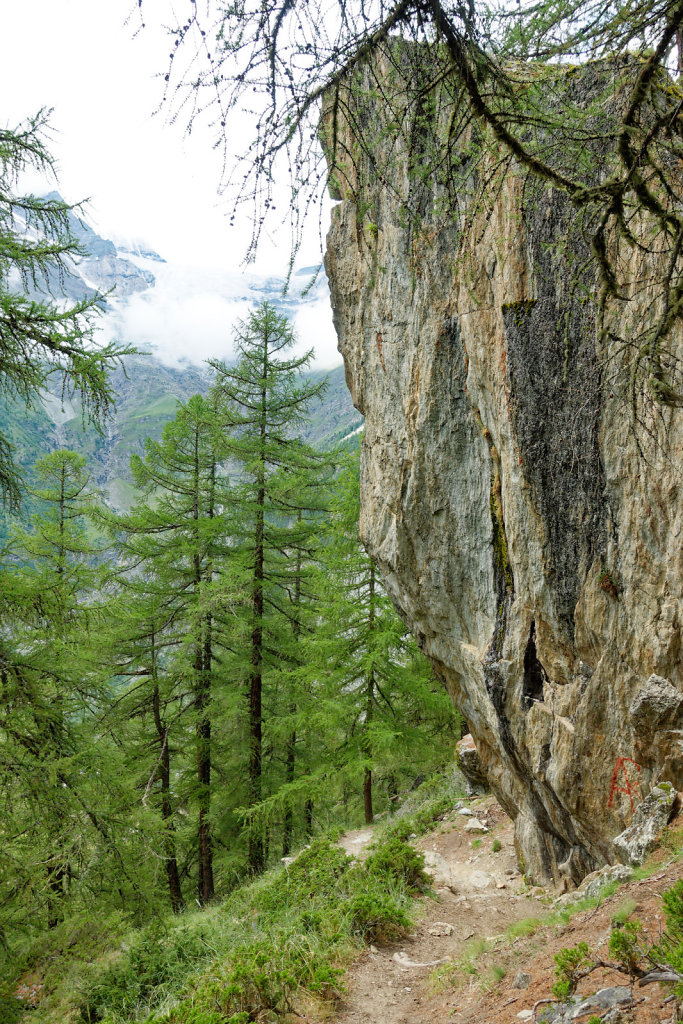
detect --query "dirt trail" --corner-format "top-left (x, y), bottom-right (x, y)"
top-left (316, 797), bottom-right (548, 1024)
top-left (310, 799), bottom-right (682, 1024)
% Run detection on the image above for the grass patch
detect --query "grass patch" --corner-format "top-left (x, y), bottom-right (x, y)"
top-left (492, 839), bottom-right (502, 853)
top-left (130, 394), bottom-right (182, 420)
top-left (17, 838), bottom-right (415, 1024)
top-left (611, 898), bottom-right (637, 926)
top-left (480, 963), bottom-right (507, 991)
top-left (430, 937), bottom-right (494, 991)
top-left (381, 774), bottom-right (464, 844)
top-left (8, 775), bottom-right (464, 1024)
top-left (505, 917), bottom-right (544, 941)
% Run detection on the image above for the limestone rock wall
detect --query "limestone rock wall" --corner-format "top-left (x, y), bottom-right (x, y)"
top-left (323, 57), bottom-right (683, 885)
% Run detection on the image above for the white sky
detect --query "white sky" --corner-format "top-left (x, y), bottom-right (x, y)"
top-left (0, 0), bottom-right (341, 367)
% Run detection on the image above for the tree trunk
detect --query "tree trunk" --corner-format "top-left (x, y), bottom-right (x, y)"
top-left (46, 854), bottom-right (65, 929)
top-left (282, 719), bottom-right (295, 857)
top-left (152, 683), bottom-right (184, 913)
top-left (282, 525), bottom-right (302, 858)
top-left (249, 498), bottom-right (265, 873)
top-left (363, 761), bottom-right (374, 824)
top-left (248, 342), bottom-right (268, 875)
top-left (363, 564), bottom-right (376, 825)
top-left (193, 430), bottom-right (215, 904)
top-left (197, 617), bottom-right (214, 904)
top-left (387, 771), bottom-right (399, 813)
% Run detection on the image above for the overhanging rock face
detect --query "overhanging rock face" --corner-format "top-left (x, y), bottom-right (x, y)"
top-left (323, 54), bottom-right (683, 884)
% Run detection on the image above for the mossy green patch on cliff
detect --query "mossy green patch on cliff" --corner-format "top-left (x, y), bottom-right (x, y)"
top-left (597, 567), bottom-right (619, 598)
top-left (501, 300), bottom-right (537, 325)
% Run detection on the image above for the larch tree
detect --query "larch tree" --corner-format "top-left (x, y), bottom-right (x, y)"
top-left (142, 0), bottom-right (683, 414)
top-left (306, 451), bottom-right (460, 824)
top-left (98, 589), bottom-right (187, 914)
top-left (210, 301), bottom-right (331, 873)
top-left (0, 450), bottom-right (111, 930)
top-left (103, 393), bottom-right (231, 906)
top-left (0, 111), bottom-right (132, 508)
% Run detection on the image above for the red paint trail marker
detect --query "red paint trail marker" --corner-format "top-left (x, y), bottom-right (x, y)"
top-left (608, 756), bottom-right (642, 812)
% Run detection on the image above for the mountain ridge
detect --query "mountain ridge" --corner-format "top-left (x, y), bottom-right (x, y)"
top-left (1, 202), bottom-right (360, 530)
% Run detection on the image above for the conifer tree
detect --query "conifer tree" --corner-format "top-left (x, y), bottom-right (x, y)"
top-left (0, 112), bottom-right (132, 508)
top-left (307, 451), bottom-right (460, 823)
top-left (104, 394), bottom-right (230, 905)
top-left (0, 450), bottom-right (110, 929)
top-left (99, 592), bottom-right (186, 913)
top-left (211, 301), bottom-right (331, 873)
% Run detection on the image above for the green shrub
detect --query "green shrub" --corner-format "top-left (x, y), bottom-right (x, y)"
top-left (656, 879), bottom-right (683, 990)
top-left (381, 774), bottom-right (463, 843)
top-left (662, 879), bottom-right (683, 945)
top-left (347, 891), bottom-right (410, 942)
top-left (609, 919), bottom-right (644, 977)
top-left (12, 774), bottom-right (467, 1024)
top-left (81, 919), bottom-right (211, 1021)
top-left (0, 994), bottom-right (23, 1024)
top-left (365, 836), bottom-right (429, 892)
top-left (492, 839), bottom-right (502, 853)
top-left (552, 942), bottom-right (593, 1000)
top-left (610, 898), bottom-right (636, 926)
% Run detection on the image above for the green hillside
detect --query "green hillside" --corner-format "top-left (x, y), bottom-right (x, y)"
top-left (0, 355), bottom-right (361, 538)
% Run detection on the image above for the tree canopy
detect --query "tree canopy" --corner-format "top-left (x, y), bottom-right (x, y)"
top-left (0, 110), bottom-right (133, 509)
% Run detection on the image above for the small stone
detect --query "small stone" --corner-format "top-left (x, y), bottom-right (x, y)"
top-left (578, 863), bottom-right (633, 899)
top-left (516, 1011), bottom-right (533, 1021)
top-left (505, 868), bottom-right (516, 876)
top-left (428, 921), bottom-right (455, 936)
top-left (370, 944), bottom-right (379, 953)
top-left (571, 985), bottom-right (631, 1017)
top-left (512, 970), bottom-right (531, 990)
top-left (464, 817), bottom-right (489, 833)
top-left (496, 881), bottom-right (506, 889)
top-left (458, 807), bottom-right (474, 816)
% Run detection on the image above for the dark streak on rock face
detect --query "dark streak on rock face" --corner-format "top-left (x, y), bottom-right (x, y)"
top-left (523, 621), bottom-right (547, 708)
top-left (503, 192), bottom-right (606, 637)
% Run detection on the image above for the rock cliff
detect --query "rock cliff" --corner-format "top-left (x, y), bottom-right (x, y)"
top-left (324, 52), bottom-right (683, 885)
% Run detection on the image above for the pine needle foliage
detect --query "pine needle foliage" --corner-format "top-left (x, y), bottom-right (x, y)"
top-left (101, 393), bottom-right (234, 909)
top-left (0, 111), bottom-right (133, 509)
top-left (210, 301), bottom-right (335, 873)
top-left (0, 451), bottom-right (116, 937)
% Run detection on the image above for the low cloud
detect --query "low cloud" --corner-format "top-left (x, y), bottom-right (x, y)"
top-left (107, 259), bottom-right (341, 371)
top-left (292, 297), bottom-right (340, 368)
